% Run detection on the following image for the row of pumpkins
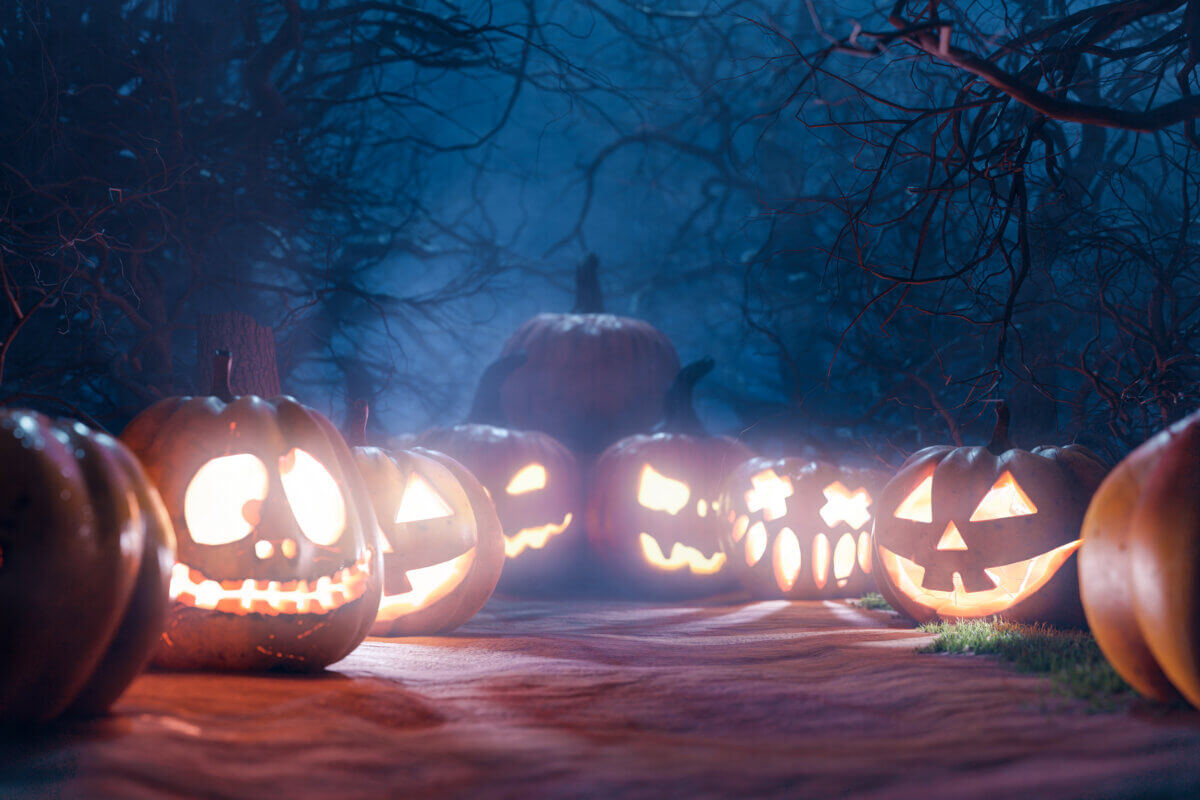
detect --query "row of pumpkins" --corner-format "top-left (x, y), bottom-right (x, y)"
top-left (4, 258), bottom-right (1200, 725)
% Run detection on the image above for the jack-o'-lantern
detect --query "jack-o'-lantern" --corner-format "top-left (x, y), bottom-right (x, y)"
top-left (350, 445), bottom-right (504, 635)
top-left (586, 358), bottom-right (753, 597)
top-left (0, 411), bottom-right (175, 724)
top-left (873, 404), bottom-right (1106, 626)
top-left (499, 254), bottom-right (680, 456)
top-left (416, 355), bottom-right (583, 594)
top-left (716, 458), bottom-right (888, 599)
top-left (120, 351), bottom-right (383, 671)
top-left (1079, 410), bottom-right (1200, 707)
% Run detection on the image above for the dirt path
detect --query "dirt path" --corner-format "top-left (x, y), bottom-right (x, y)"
top-left (4, 599), bottom-right (1199, 798)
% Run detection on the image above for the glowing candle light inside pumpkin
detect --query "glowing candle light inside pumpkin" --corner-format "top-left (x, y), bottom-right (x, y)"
top-left (819, 481), bottom-right (873, 530)
top-left (183, 453), bottom-right (269, 545)
top-left (745, 469), bottom-right (793, 522)
top-left (893, 474), bottom-right (934, 522)
top-left (773, 527), bottom-right (802, 592)
top-left (969, 471), bottom-right (1037, 521)
top-left (505, 463), bottom-right (547, 495)
top-left (279, 448), bottom-right (347, 546)
top-left (637, 464), bottom-right (690, 515)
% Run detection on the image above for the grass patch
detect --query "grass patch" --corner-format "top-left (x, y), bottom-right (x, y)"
top-left (855, 593), bottom-right (894, 611)
top-left (918, 619), bottom-right (1135, 711)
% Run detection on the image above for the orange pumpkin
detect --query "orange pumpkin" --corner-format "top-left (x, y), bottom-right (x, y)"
top-left (1079, 410), bottom-right (1200, 705)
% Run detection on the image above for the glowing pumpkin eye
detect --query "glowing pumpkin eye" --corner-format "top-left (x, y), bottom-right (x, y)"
top-left (184, 454), bottom-right (269, 546)
top-left (637, 464), bottom-right (690, 515)
top-left (745, 469), bottom-right (793, 522)
top-left (820, 482), bottom-right (873, 530)
top-left (893, 475), bottom-right (933, 522)
top-left (506, 463), bottom-right (546, 495)
top-left (969, 471), bottom-right (1037, 521)
top-left (393, 473), bottom-right (453, 524)
top-left (279, 448), bottom-right (347, 547)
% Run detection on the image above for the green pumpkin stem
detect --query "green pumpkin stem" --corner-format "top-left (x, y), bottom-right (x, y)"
top-left (659, 357), bottom-right (714, 435)
top-left (212, 350), bottom-right (235, 402)
top-left (465, 352), bottom-right (528, 426)
top-left (571, 253), bottom-right (604, 314)
top-left (986, 401), bottom-right (1012, 454)
top-left (346, 399), bottom-right (369, 448)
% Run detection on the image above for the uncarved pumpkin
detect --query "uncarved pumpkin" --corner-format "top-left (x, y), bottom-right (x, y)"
top-left (499, 254), bottom-right (679, 456)
top-left (121, 351), bottom-right (383, 671)
top-left (0, 410), bottom-right (175, 724)
top-left (873, 405), bottom-right (1106, 626)
top-left (1079, 410), bottom-right (1200, 706)
top-left (586, 358), bottom-right (753, 597)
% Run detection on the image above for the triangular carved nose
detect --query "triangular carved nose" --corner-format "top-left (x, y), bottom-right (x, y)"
top-left (936, 521), bottom-right (968, 551)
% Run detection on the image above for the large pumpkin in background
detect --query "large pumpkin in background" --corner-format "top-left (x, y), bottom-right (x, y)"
top-left (121, 351), bottom-right (383, 671)
top-left (1079, 410), bottom-right (1200, 707)
top-left (873, 405), bottom-right (1106, 626)
top-left (0, 411), bottom-right (175, 725)
top-left (417, 355), bottom-right (583, 594)
top-left (587, 358), bottom-right (753, 597)
top-left (716, 458), bottom-right (887, 600)
top-left (499, 254), bottom-right (679, 456)
top-left (351, 446), bottom-right (504, 635)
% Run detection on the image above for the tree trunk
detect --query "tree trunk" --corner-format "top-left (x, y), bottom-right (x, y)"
top-left (195, 311), bottom-right (281, 396)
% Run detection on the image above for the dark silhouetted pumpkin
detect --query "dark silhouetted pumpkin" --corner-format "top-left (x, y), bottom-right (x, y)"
top-left (717, 458), bottom-right (887, 599)
top-left (1079, 410), bottom-right (1200, 706)
top-left (499, 254), bottom-right (679, 456)
top-left (873, 404), bottom-right (1106, 626)
top-left (586, 358), bottom-right (753, 597)
top-left (416, 355), bottom-right (583, 594)
top-left (0, 410), bottom-right (175, 724)
top-left (121, 351), bottom-right (383, 671)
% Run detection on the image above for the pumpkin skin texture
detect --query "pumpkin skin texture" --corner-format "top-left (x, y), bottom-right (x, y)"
top-left (873, 407), bottom-right (1107, 627)
top-left (416, 355), bottom-right (583, 594)
top-left (120, 352), bottom-right (383, 672)
top-left (716, 458), bottom-right (887, 600)
top-left (1079, 411), bottom-right (1200, 705)
top-left (499, 254), bottom-right (679, 456)
top-left (352, 447), bottom-right (504, 635)
top-left (586, 359), bottom-right (753, 598)
top-left (0, 411), bottom-right (175, 725)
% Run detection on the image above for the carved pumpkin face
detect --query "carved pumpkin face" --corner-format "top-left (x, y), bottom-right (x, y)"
top-left (586, 432), bottom-right (753, 597)
top-left (873, 440), bottom-right (1106, 626)
top-left (417, 424), bottom-right (582, 593)
top-left (121, 393), bottom-right (383, 671)
top-left (716, 459), bottom-right (887, 599)
top-left (352, 447), bottom-right (504, 635)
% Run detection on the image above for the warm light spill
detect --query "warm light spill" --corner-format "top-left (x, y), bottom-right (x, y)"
top-left (731, 515), bottom-right (749, 543)
top-left (696, 499), bottom-right (708, 518)
top-left (254, 540), bottom-right (273, 560)
top-left (279, 448), bottom-right (347, 547)
top-left (813, 533), bottom-right (830, 589)
top-left (833, 533), bottom-right (856, 585)
top-left (638, 533), bottom-right (725, 575)
top-left (169, 554), bottom-right (372, 616)
top-left (745, 469), bottom-right (793, 522)
top-left (637, 464), bottom-right (691, 515)
top-left (376, 548), bottom-right (476, 620)
top-left (773, 527), bottom-right (801, 592)
top-left (893, 475), bottom-right (933, 522)
top-left (394, 473), bottom-right (454, 523)
top-left (877, 539), bottom-right (1082, 617)
top-left (504, 512), bottom-right (573, 558)
top-left (745, 521), bottom-right (767, 566)
top-left (505, 463), bottom-right (547, 495)
top-left (857, 531), bottom-right (871, 574)
top-left (183, 454), bottom-right (269, 546)
top-left (820, 482), bottom-right (872, 530)
top-left (969, 471), bottom-right (1037, 521)
top-left (936, 521), bottom-right (969, 551)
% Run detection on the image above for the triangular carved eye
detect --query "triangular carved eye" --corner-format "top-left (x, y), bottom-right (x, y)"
top-left (394, 473), bottom-right (454, 523)
top-left (969, 471), bottom-right (1037, 521)
top-left (893, 475), bottom-right (933, 522)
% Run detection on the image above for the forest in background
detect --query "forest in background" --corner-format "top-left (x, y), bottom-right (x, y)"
top-left (1, 0), bottom-right (1196, 464)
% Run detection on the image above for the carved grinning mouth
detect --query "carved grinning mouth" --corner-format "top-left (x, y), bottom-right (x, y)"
top-left (376, 547), bottom-right (476, 619)
top-left (169, 554), bottom-right (372, 616)
top-left (877, 539), bottom-right (1081, 617)
top-left (504, 512), bottom-right (573, 558)
top-left (638, 533), bottom-right (725, 575)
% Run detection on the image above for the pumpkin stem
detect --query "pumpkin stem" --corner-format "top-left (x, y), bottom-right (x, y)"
top-left (986, 401), bottom-right (1012, 454)
top-left (466, 352), bottom-right (528, 426)
top-left (211, 350), bottom-right (235, 402)
top-left (659, 357), bottom-right (714, 435)
top-left (346, 399), bottom-right (369, 447)
top-left (571, 253), bottom-right (604, 313)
